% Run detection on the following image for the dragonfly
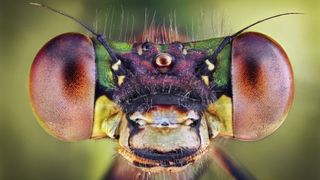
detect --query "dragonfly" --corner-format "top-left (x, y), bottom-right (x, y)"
top-left (28, 3), bottom-right (297, 179)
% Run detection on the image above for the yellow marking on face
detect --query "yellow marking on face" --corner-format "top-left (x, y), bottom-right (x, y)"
top-left (205, 59), bottom-right (215, 71)
top-left (138, 47), bottom-right (143, 55)
top-left (92, 95), bottom-right (123, 139)
top-left (206, 95), bottom-right (233, 137)
top-left (182, 48), bottom-right (188, 55)
top-left (201, 76), bottom-right (209, 86)
top-left (118, 75), bottom-right (125, 86)
top-left (130, 106), bottom-right (196, 125)
top-left (111, 60), bottom-right (121, 71)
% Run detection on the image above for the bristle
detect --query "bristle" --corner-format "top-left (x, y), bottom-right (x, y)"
top-left (174, 10), bottom-right (178, 41)
top-left (102, 8), bottom-right (110, 37)
top-left (210, 11), bottom-right (215, 38)
top-left (200, 8), bottom-right (205, 39)
top-left (118, 7), bottom-right (124, 40)
top-left (191, 17), bottom-right (194, 41)
top-left (95, 8), bottom-right (226, 43)
top-left (124, 13), bottom-right (129, 41)
top-left (168, 13), bottom-right (172, 42)
top-left (105, 154), bottom-right (213, 180)
top-left (143, 8), bottom-right (148, 41)
top-left (95, 9), bottom-right (99, 34)
top-left (139, 26), bottom-right (189, 44)
top-left (129, 15), bottom-right (134, 42)
top-left (108, 8), bottom-right (114, 39)
top-left (163, 19), bottom-right (167, 43)
top-left (150, 10), bottom-right (157, 41)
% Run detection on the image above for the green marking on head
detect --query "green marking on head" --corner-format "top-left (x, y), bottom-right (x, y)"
top-left (214, 44), bottom-right (231, 88)
top-left (110, 41), bottom-right (133, 52)
top-left (92, 38), bottom-right (132, 89)
top-left (92, 38), bottom-right (114, 89)
top-left (185, 37), bottom-right (231, 89)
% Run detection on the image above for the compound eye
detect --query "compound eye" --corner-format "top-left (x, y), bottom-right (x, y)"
top-left (29, 33), bottom-right (96, 141)
top-left (231, 32), bottom-right (294, 141)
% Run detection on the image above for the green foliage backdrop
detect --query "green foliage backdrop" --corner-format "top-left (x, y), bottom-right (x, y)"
top-left (0, 0), bottom-right (318, 179)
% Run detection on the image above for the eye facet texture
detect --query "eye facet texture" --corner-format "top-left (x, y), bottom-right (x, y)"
top-left (231, 32), bottom-right (294, 140)
top-left (29, 33), bottom-right (96, 141)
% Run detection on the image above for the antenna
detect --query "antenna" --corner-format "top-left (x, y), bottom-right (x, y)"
top-left (207, 12), bottom-right (303, 62)
top-left (29, 2), bottom-right (118, 63)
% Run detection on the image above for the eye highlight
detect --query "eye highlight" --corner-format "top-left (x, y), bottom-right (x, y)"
top-left (176, 43), bottom-right (184, 51)
top-left (172, 42), bottom-right (188, 55)
top-left (142, 42), bottom-right (153, 51)
top-left (172, 42), bottom-right (184, 51)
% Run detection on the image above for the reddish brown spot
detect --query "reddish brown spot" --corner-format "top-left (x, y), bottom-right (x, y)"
top-left (243, 57), bottom-right (260, 85)
top-left (231, 32), bottom-right (294, 140)
top-left (158, 57), bottom-right (169, 66)
top-left (62, 56), bottom-right (91, 99)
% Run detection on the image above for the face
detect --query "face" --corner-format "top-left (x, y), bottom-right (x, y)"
top-left (29, 6), bottom-right (295, 178)
top-left (109, 41), bottom-right (214, 171)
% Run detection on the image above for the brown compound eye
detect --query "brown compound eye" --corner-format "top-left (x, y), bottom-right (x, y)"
top-left (231, 32), bottom-right (294, 141)
top-left (29, 33), bottom-right (96, 141)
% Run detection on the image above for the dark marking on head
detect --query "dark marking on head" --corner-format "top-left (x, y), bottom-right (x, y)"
top-left (132, 158), bottom-right (193, 168)
top-left (132, 148), bottom-right (198, 161)
top-left (132, 161), bottom-right (156, 168)
top-left (243, 56), bottom-right (260, 86)
top-left (62, 58), bottom-right (88, 98)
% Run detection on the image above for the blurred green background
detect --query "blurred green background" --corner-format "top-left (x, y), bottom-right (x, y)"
top-left (0, 0), bottom-right (319, 179)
